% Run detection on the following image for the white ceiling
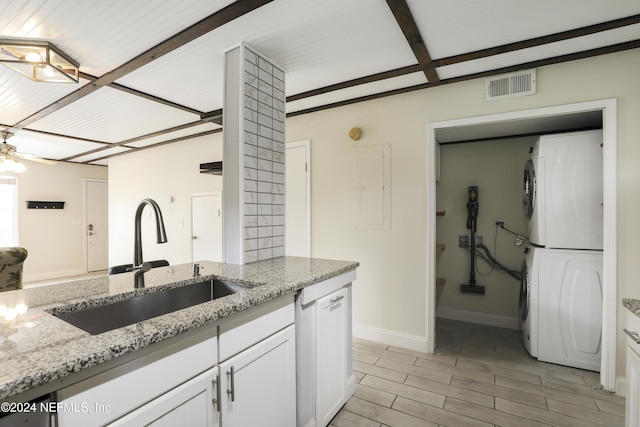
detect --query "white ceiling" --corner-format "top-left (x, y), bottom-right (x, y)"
top-left (0, 0), bottom-right (638, 166)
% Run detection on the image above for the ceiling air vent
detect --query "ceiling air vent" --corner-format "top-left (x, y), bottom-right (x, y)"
top-left (485, 69), bottom-right (536, 101)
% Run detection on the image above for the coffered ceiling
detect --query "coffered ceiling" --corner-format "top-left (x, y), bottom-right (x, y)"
top-left (0, 0), bottom-right (638, 166)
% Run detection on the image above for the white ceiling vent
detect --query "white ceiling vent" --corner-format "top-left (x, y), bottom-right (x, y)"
top-left (485, 69), bottom-right (536, 101)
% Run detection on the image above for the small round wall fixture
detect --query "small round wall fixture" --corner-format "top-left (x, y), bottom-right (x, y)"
top-left (349, 127), bottom-right (361, 141)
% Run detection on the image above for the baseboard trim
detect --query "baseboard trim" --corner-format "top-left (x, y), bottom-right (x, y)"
top-left (24, 268), bottom-right (86, 284)
top-left (437, 306), bottom-right (520, 330)
top-left (616, 376), bottom-right (626, 397)
top-left (353, 323), bottom-right (428, 352)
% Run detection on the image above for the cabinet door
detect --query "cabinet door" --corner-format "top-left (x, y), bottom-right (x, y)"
top-left (108, 368), bottom-right (218, 427)
top-left (627, 346), bottom-right (640, 427)
top-left (315, 288), bottom-right (349, 427)
top-left (219, 325), bottom-right (295, 427)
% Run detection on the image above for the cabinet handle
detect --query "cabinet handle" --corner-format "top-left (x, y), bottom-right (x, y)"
top-left (624, 329), bottom-right (640, 344)
top-left (330, 295), bottom-right (344, 305)
top-left (227, 366), bottom-right (235, 402)
top-left (212, 374), bottom-right (221, 412)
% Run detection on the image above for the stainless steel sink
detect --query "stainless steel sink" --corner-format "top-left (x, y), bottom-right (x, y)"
top-left (54, 279), bottom-right (249, 335)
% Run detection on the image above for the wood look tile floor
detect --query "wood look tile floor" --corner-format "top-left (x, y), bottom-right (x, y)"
top-left (331, 318), bottom-right (625, 427)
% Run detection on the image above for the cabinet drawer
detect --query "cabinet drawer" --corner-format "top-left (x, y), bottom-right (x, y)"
top-left (298, 270), bottom-right (356, 305)
top-left (57, 328), bottom-right (217, 427)
top-left (219, 295), bottom-right (294, 361)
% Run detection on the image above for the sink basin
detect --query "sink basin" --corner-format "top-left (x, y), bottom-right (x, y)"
top-left (54, 279), bottom-right (248, 335)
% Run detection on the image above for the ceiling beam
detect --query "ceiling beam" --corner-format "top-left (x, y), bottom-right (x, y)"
top-left (11, 0), bottom-right (274, 130)
top-left (287, 39), bottom-right (640, 118)
top-left (61, 119), bottom-right (218, 161)
top-left (385, 0), bottom-right (439, 83)
top-left (431, 13), bottom-right (640, 68)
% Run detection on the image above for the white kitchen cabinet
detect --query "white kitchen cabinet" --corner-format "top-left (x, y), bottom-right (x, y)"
top-left (218, 325), bottom-right (296, 427)
top-left (625, 310), bottom-right (640, 426)
top-left (56, 328), bottom-right (218, 427)
top-left (56, 295), bottom-right (296, 427)
top-left (296, 270), bottom-right (356, 427)
top-left (108, 368), bottom-right (218, 426)
top-left (315, 288), bottom-right (349, 426)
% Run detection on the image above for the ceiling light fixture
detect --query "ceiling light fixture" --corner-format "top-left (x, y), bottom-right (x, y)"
top-left (0, 131), bottom-right (26, 173)
top-left (0, 38), bottom-right (79, 83)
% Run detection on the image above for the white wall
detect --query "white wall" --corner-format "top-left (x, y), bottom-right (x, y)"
top-left (16, 160), bottom-right (108, 281)
top-left (435, 137), bottom-right (534, 322)
top-left (286, 49), bottom-right (640, 376)
top-left (108, 133), bottom-right (222, 267)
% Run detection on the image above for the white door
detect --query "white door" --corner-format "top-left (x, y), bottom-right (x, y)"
top-left (86, 180), bottom-right (108, 272)
top-left (286, 141), bottom-right (310, 257)
top-left (191, 192), bottom-right (222, 262)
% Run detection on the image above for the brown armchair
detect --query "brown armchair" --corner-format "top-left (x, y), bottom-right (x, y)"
top-left (0, 247), bottom-right (28, 292)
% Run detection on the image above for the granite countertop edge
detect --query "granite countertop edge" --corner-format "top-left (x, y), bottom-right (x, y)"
top-left (0, 256), bottom-right (358, 401)
top-left (623, 298), bottom-right (640, 318)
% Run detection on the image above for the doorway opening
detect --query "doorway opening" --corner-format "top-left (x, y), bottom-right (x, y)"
top-left (84, 179), bottom-right (108, 273)
top-left (426, 99), bottom-right (617, 391)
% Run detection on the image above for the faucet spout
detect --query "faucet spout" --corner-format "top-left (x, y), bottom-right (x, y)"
top-left (134, 198), bottom-right (168, 278)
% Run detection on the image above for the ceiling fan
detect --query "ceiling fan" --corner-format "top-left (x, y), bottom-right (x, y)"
top-left (0, 130), bottom-right (56, 172)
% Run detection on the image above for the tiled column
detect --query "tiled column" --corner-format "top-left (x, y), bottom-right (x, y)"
top-left (223, 43), bottom-right (286, 264)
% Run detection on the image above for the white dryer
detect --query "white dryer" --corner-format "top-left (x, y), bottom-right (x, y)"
top-left (530, 247), bottom-right (603, 371)
top-left (523, 129), bottom-right (603, 249)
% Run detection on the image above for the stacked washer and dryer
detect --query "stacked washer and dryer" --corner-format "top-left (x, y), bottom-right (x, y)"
top-left (520, 129), bottom-right (603, 371)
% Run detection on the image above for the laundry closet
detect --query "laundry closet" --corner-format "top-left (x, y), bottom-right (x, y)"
top-left (435, 123), bottom-right (604, 372)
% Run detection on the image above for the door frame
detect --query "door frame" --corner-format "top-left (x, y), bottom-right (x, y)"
top-left (286, 140), bottom-right (311, 257)
top-left (426, 98), bottom-right (617, 391)
top-left (83, 178), bottom-right (108, 273)
top-left (190, 191), bottom-right (223, 262)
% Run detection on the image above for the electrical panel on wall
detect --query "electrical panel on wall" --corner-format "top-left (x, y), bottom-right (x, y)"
top-left (353, 144), bottom-right (391, 230)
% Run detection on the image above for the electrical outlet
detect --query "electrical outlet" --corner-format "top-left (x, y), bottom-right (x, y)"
top-left (459, 235), bottom-right (483, 247)
top-left (495, 220), bottom-right (505, 227)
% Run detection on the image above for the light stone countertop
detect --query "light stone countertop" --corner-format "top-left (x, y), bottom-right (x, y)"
top-left (623, 298), bottom-right (640, 318)
top-left (0, 256), bottom-right (358, 401)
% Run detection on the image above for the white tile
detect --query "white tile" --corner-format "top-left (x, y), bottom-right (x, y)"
top-left (258, 215), bottom-right (273, 226)
top-left (244, 108), bottom-right (258, 123)
top-left (244, 238), bottom-right (258, 251)
top-left (273, 172), bottom-right (285, 184)
top-left (258, 125), bottom-right (273, 139)
top-left (244, 155), bottom-right (258, 169)
top-left (258, 56), bottom-right (273, 74)
top-left (273, 119), bottom-right (284, 132)
top-left (245, 72), bottom-right (258, 88)
top-left (258, 193), bottom-right (273, 204)
top-left (244, 204), bottom-right (258, 215)
top-left (274, 195), bottom-right (285, 205)
top-left (258, 181), bottom-right (272, 193)
top-left (244, 119), bottom-right (257, 134)
top-left (244, 167), bottom-right (257, 180)
top-left (244, 179), bottom-right (257, 192)
top-left (258, 170), bottom-right (272, 182)
top-left (259, 204), bottom-right (273, 215)
top-left (260, 238), bottom-right (273, 249)
top-left (244, 227), bottom-right (258, 239)
top-left (273, 184), bottom-right (284, 195)
top-left (244, 48), bottom-right (257, 65)
top-left (244, 250), bottom-right (257, 263)
top-left (258, 248), bottom-right (273, 260)
top-left (244, 95), bottom-right (258, 111)
top-left (273, 246), bottom-right (285, 258)
top-left (272, 162), bottom-right (284, 174)
top-left (273, 204), bottom-right (284, 215)
top-left (273, 226), bottom-right (284, 236)
top-left (273, 67), bottom-right (284, 82)
top-left (244, 83), bottom-right (258, 100)
top-left (273, 130), bottom-right (284, 143)
top-left (244, 59), bottom-right (258, 76)
top-left (257, 159), bottom-right (272, 172)
top-left (258, 136), bottom-right (272, 149)
top-left (245, 143), bottom-right (258, 157)
top-left (258, 90), bottom-right (273, 106)
top-left (273, 236), bottom-right (285, 247)
top-left (244, 215), bottom-right (258, 227)
top-left (258, 113), bottom-right (272, 127)
top-left (258, 226), bottom-right (273, 238)
top-left (273, 215), bottom-right (284, 226)
top-left (244, 192), bottom-right (257, 204)
top-left (258, 147), bottom-right (273, 161)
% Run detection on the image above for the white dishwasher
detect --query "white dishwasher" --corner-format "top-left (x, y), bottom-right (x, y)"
top-left (295, 270), bottom-right (356, 427)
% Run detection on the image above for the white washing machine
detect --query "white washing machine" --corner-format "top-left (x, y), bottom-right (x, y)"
top-left (523, 129), bottom-right (603, 249)
top-left (522, 246), bottom-right (603, 371)
top-left (519, 246), bottom-right (538, 357)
